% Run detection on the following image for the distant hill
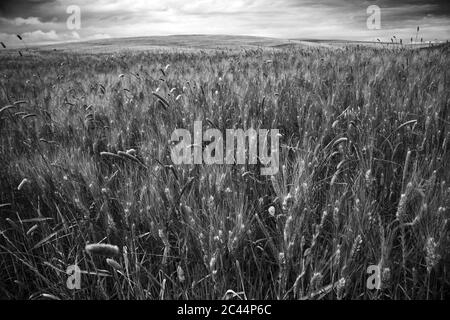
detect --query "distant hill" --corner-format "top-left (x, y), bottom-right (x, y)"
top-left (3, 34), bottom-right (442, 54)
top-left (33, 35), bottom-right (334, 53)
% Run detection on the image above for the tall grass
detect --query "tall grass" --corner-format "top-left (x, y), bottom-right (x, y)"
top-left (0, 44), bottom-right (448, 299)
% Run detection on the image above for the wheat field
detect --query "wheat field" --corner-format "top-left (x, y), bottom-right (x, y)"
top-left (0, 42), bottom-right (449, 300)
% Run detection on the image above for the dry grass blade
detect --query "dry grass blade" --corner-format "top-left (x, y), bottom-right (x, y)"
top-left (32, 232), bottom-right (57, 250)
top-left (0, 105), bottom-right (15, 115)
top-left (35, 293), bottom-right (61, 300)
top-left (117, 151), bottom-right (148, 169)
top-left (100, 152), bottom-right (123, 161)
top-left (152, 92), bottom-right (169, 109)
top-left (26, 224), bottom-right (38, 236)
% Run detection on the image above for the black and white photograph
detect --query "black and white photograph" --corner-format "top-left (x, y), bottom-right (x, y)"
top-left (0, 0), bottom-right (449, 305)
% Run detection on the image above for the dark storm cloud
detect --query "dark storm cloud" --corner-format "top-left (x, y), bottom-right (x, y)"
top-left (284, 0), bottom-right (450, 21)
top-left (375, 0), bottom-right (449, 16)
top-left (279, 0), bottom-right (449, 31)
top-left (0, 0), bottom-right (61, 20)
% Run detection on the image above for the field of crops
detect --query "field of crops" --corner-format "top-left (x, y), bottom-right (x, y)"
top-left (0, 42), bottom-right (448, 299)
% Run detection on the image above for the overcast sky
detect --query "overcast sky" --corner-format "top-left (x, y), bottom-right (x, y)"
top-left (0, 0), bottom-right (449, 45)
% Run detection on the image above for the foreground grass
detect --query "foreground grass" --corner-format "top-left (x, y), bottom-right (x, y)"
top-left (0, 44), bottom-right (449, 299)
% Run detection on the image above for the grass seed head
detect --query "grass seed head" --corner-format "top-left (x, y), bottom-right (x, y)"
top-left (177, 265), bottom-right (185, 283)
top-left (106, 258), bottom-right (122, 271)
top-left (17, 178), bottom-right (30, 191)
top-left (425, 237), bottom-right (440, 272)
top-left (268, 206), bottom-right (276, 217)
top-left (85, 243), bottom-right (120, 257)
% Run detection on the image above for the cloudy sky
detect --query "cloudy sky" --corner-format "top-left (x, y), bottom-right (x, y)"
top-left (0, 0), bottom-right (449, 46)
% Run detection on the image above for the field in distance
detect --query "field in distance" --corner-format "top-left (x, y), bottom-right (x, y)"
top-left (3, 34), bottom-right (398, 54)
top-left (1, 34), bottom-right (439, 55)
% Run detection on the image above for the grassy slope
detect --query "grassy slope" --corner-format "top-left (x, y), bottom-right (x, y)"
top-left (1, 35), bottom-right (435, 54)
top-left (0, 41), bottom-right (449, 300)
top-left (34, 35), bottom-right (301, 52)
